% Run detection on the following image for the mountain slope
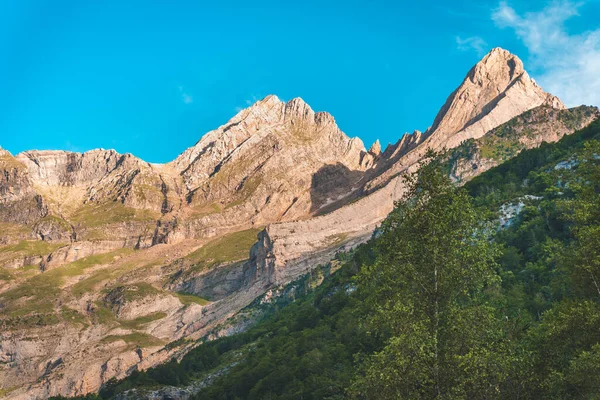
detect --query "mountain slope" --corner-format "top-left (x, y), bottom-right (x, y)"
top-left (80, 117), bottom-right (600, 400)
top-left (249, 49), bottom-right (579, 290)
top-left (1, 48), bottom-right (598, 399)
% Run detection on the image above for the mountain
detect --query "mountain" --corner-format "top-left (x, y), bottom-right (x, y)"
top-left (0, 48), bottom-right (598, 399)
top-left (97, 115), bottom-right (600, 400)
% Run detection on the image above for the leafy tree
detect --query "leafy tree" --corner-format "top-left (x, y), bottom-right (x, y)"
top-left (350, 151), bottom-right (515, 399)
top-left (560, 141), bottom-right (600, 299)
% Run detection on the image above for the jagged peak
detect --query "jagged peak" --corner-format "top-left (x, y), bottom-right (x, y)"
top-left (466, 47), bottom-right (524, 87)
top-left (18, 148), bottom-right (120, 157)
top-left (0, 147), bottom-right (12, 157)
top-left (368, 140), bottom-right (382, 156)
top-left (425, 47), bottom-right (564, 143)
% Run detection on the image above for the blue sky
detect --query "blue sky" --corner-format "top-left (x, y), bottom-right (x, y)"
top-left (1, 0), bottom-right (599, 163)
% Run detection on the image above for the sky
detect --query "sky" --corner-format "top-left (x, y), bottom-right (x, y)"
top-left (1, 0), bottom-right (599, 163)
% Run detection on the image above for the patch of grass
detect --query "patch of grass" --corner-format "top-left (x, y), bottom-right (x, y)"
top-left (0, 311), bottom-right (61, 329)
top-left (119, 312), bottom-right (168, 329)
top-left (93, 302), bottom-right (117, 325)
top-left (71, 268), bottom-right (113, 297)
top-left (71, 201), bottom-right (159, 228)
top-left (61, 306), bottom-right (89, 327)
top-left (326, 232), bottom-right (349, 246)
top-left (224, 176), bottom-right (263, 210)
top-left (118, 282), bottom-right (161, 301)
top-left (101, 332), bottom-right (164, 348)
top-left (185, 228), bottom-right (260, 273)
top-left (0, 240), bottom-right (64, 257)
top-left (0, 387), bottom-right (17, 397)
top-left (71, 257), bottom-right (160, 298)
top-left (289, 118), bottom-right (318, 144)
top-left (37, 214), bottom-right (72, 228)
top-left (10, 264), bottom-right (40, 280)
top-left (176, 292), bottom-right (210, 306)
top-left (132, 183), bottom-right (163, 203)
top-left (190, 202), bottom-right (223, 218)
top-left (0, 267), bottom-right (12, 281)
top-left (211, 154), bottom-right (257, 187)
top-left (164, 336), bottom-right (192, 351)
top-left (0, 222), bottom-right (30, 238)
top-left (0, 249), bottom-right (132, 317)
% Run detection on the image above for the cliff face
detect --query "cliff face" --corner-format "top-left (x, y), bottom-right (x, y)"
top-left (0, 149), bottom-right (47, 228)
top-left (1, 48), bottom-right (598, 399)
top-left (162, 95), bottom-right (372, 243)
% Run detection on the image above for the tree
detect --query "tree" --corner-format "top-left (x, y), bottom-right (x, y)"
top-left (560, 141), bottom-right (600, 299)
top-left (350, 151), bottom-right (517, 399)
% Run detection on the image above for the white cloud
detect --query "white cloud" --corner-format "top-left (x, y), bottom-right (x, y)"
top-left (234, 94), bottom-right (262, 113)
top-left (492, 1), bottom-right (600, 107)
top-left (456, 36), bottom-right (488, 56)
top-left (178, 86), bottom-right (193, 104)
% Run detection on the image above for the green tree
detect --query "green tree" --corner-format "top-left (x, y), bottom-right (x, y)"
top-left (561, 141), bottom-right (600, 299)
top-left (350, 151), bottom-right (516, 399)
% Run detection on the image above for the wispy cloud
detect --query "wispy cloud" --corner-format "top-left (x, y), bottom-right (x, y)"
top-left (456, 36), bottom-right (488, 56)
top-left (234, 94), bottom-right (262, 113)
top-left (178, 86), bottom-right (193, 104)
top-left (492, 1), bottom-right (600, 107)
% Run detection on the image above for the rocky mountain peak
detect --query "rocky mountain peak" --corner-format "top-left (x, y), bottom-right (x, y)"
top-left (423, 47), bottom-right (565, 150)
top-left (467, 47), bottom-right (524, 85)
top-left (284, 97), bottom-right (314, 120)
top-left (368, 140), bottom-right (382, 156)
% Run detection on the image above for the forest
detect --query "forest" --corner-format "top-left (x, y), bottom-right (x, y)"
top-left (57, 119), bottom-right (600, 399)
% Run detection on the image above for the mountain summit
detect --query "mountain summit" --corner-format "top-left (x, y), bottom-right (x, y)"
top-left (425, 47), bottom-right (565, 148)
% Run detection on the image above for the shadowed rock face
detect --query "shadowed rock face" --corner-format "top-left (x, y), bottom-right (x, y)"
top-left (1, 48), bottom-right (599, 399)
top-left (0, 149), bottom-right (48, 226)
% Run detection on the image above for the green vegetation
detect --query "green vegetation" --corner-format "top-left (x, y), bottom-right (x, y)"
top-left (185, 228), bottom-right (261, 273)
top-left (54, 119), bottom-right (600, 399)
top-left (0, 386), bottom-right (17, 398)
top-left (351, 152), bottom-right (505, 399)
top-left (101, 333), bottom-right (164, 348)
top-left (118, 312), bottom-right (168, 330)
top-left (0, 222), bottom-right (31, 239)
top-left (190, 202), bottom-right (223, 218)
top-left (115, 282), bottom-right (161, 301)
top-left (0, 240), bottom-right (64, 257)
top-left (558, 105), bottom-right (597, 130)
top-left (0, 267), bottom-right (12, 281)
top-left (175, 292), bottom-right (210, 306)
top-left (0, 249), bottom-right (132, 328)
top-left (72, 201), bottom-right (159, 227)
top-left (92, 302), bottom-right (117, 325)
top-left (69, 250), bottom-right (148, 297)
top-left (61, 306), bottom-right (89, 327)
top-left (36, 214), bottom-right (72, 230)
top-left (224, 176), bottom-right (263, 210)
